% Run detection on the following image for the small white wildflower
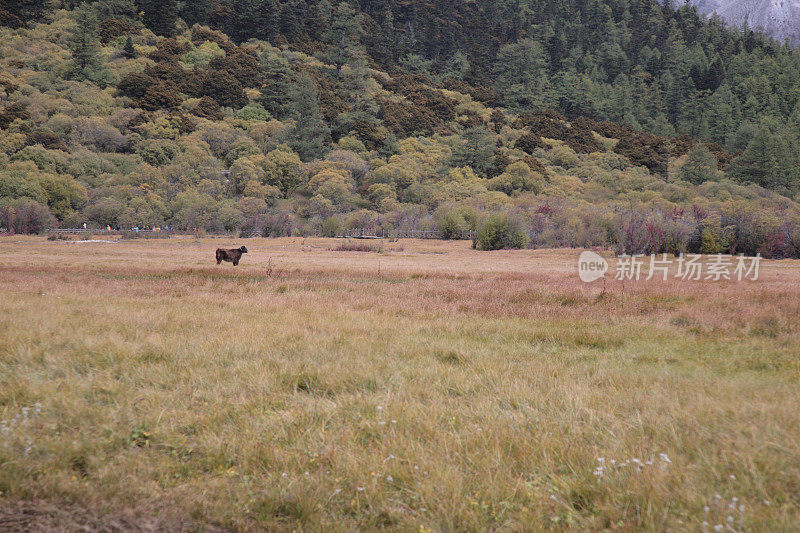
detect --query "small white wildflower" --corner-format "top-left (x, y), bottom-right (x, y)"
top-left (414, 465), bottom-right (419, 470)
top-left (281, 472), bottom-right (288, 478)
top-left (386, 475), bottom-right (393, 482)
top-left (391, 420), bottom-right (397, 424)
top-left (333, 488), bottom-right (340, 495)
top-left (420, 508), bottom-right (427, 512)
top-left (714, 525), bottom-right (723, 532)
top-left (727, 516), bottom-right (733, 523)
top-left (715, 494), bottom-right (722, 500)
top-left (357, 486), bottom-right (364, 491)
top-left (550, 494), bottom-right (558, 501)
top-left (763, 499), bottom-right (770, 506)
top-left (659, 453), bottom-right (671, 463)
top-left (304, 471), bottom-right (309, 476)
top-left (704, 506), bottom-right (710, 513)
top-left (738, 504), bottom-right (744, 512)
top-left (729, 475), bottom-right (736, 480)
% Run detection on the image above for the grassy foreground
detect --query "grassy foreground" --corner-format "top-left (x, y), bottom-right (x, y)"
top-left (0, 236), bottom-right (799, 531)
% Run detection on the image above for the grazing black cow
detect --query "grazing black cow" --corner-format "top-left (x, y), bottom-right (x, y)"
top-left (216, 246), bottom-right (248, 266)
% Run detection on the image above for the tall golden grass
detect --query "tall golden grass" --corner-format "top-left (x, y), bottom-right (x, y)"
top-left (0, 236), bottom-right (798, 530)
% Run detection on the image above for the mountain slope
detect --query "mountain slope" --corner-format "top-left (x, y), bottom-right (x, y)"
top-left (686, 0), bottom-right (800, 45)
top-left (3, 5), bottom-right (800, 256)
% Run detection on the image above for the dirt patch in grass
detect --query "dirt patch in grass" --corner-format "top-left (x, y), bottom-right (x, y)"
top-left (0, 499), bottom-right (212, 532)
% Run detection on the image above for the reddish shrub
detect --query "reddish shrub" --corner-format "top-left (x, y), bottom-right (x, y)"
top-left (191, 96), bottom-right (224, 120)
top-left (0, 102), bottom-right (30, 128)
top-left (99, 18), bottom-right (138, 43)
top-left (26, 130), bottom-right (67, 150)
top-left (117, 72), bottom-right (155, 100)
top-left (139, 81), bottom-right (182, 111)
top-left (515, 132), bottom-right (545, 154)
top-left (490, 109), bottom-right (506, 133)
top-left (378, 97), bottom-right (439, 136)
top-left (208, 48), bottom-right (261, 88)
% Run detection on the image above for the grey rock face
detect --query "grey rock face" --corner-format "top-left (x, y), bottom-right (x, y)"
top-left (684, 0), bottom-right (800, 45)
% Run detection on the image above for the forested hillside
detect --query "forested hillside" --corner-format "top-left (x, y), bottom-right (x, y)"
top-left (2, 1), bottom-right (800, 256)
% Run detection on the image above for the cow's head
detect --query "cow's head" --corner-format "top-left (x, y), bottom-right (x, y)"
top-left (240, 246), bottom-right (248, 253)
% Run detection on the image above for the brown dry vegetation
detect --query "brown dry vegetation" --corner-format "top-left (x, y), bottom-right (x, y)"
top-left (0, 236), bottom-right (799, 531)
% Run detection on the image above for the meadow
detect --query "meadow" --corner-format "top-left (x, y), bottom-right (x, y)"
top-left (0, 236), bottom-right (799, 531)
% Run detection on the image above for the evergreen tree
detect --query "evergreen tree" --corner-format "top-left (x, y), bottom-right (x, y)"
top-left (136, 0), bottom-right (177, 36)
top-left (258, 52), bottom-right (294, 119)
top-left (728, 125), bottom-right (799, 192)
top-left (449, 127), bottom-right (497, 178)
top-left (68, 4), bottom-right (109, 86)
top-left (180, 0), bottom-right (212, 27)
top-left (336, 49), bottom-right (379, 135)
top-left (706, 84), bottom-right (741, 145)
top-left (307, 0), bottom-right (333, 41)
top-left (286, 71), bottom-right (331, 161)
top-left (322, 2), bottom-right (365, 74)
top-left (677, 144), bottom-right (720, 184)
top-left (0, 0), bottom-right (48, 27)
top-left (494, 39), bottom-right (547, 111)
top-left (122, 36), bottom-right (137, 59)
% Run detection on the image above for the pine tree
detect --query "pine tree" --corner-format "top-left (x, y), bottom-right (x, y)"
top-left (123, 36), bottom-right (137, 59)
top-left (336, 49), bottom-right (379, 135)
top-left (322, 2), bottom-right (365, 74)
top-left (68, 4), bottom-right (109, 86)
top-left (728, 125), bottom-right (798, 191)
top-left (258, 52), bottom-right (293, 119)
top-left (678, 144), bottom-right (720, 185)
top-left (286, 71), bottom-right (331, 161)
top-left (307, 0), bottom-right (333, 41)
top-left (494, 38), bottom-right (548, 111)
top-left (706, 84), bottom-right (741, 145)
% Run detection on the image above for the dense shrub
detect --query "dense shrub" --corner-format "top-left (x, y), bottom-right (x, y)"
top-left (515, 132), bottom-right (545, 154)
top-left (191, 96), bottom-right (224, 121)
top-left (378, 97), bottom-right (439, 136)
top-left (0, 197), bottom-right (56, 234)
top-left (139, 81), bottom-right (183, 111)
top-left (117, 73), bottom-right (154, 100)
top-left (202, 70), bottom-right (248, 109)
top-left (208, 49), bottom-right (261, 88)
top-left (475, 212), bottom-right (529, 250)
top-left (614, 131), bottom-right (670, 174)
top-left (0, 103), bottom-right (30, 129)
top-left (98, 18), bottom-right (138, 43)
top-left (436, 206), bottom-right (478, 239)
top-left (26, 130), bottom-right (67, 151)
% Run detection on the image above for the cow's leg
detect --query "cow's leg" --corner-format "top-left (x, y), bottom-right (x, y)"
top-left (217, 258), bottom-right (222, 265)
top-left (233, 260), bottom-right (239, 266)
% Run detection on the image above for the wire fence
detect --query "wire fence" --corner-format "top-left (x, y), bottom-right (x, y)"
top-left (47, 228), bottom-right (474, 240)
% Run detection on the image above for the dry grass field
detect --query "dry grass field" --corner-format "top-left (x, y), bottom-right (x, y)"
top-left (0, 236), bottom-right (799, 531)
